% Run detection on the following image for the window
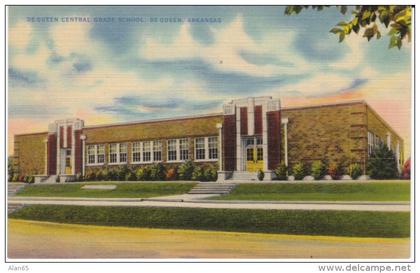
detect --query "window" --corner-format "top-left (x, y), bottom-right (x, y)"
top-left (143, 141), bottom-right (151, 162)
top-left (167, 139), bottom-right (177, 161)
top-left (257, 147), bottom-right (263, 161)
top-left (180, 138), bottom-right (189, 160)
top-left (109, 143), bottom-right (118, 164)
top-left (97, 144), bottom-right (105, 163)
top-left (119, 143), bottom-right (127, 163)
top-left (368, 131), bottom-right (374, 156)
top-left (208, 136), bottom-right (218, 159)
top-left (194, 136), bottom-right (219, 161)
top-left (195, 138), bottom-right (206, 160)
top-left (132, 142), bottom-right (141, 163)
top-left (87, 145), bottom-right (96, 164)
top-left (153, 141), bottom-right (162, 161)
top-left (87, 144), bottom-right (105, 165)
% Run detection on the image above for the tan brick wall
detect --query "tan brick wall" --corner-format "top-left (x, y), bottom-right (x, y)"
top-left (83, 115), bottom-right (223, 144)
top-left (281, 102), bottom-right (368, 171)
top-left (14, 133), bottom-right (47, 176)
top-left (367, 106), bottom-right (404, 165)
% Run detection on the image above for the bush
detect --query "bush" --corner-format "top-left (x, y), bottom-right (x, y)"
top-left (348, 163), bottom-right (363, 180)
top-left (166, 167), bottom-right (178, 181)
top-left (95, 169), bottom-right (106, 181)
top-left (274, 162), bottom-right (288, 180)
top-left (367, 143), bottom-right (399, 179)
top-left (192, 166), bottom-right (204, 181)
top-left (125, 171), bottom-right (136, 181)
top-left (402, 158), bottom-right (410, 179)
top-left (203, 166), bottom-right (218, 181)
top-left (311, 160), bottom-right (325, 180)
top-left (327, 162), bottom-right (341, 180)
top-left (257, 169), bottom-right (265, 181)
top-left (178, 160), bottom-right (195, 180)
top-left (12, 174), bottom-right (20, 182)
top-left (24, 176), bottom-right (34, 184)
top-left (135, 167), bottom-right (150, 181)
top-left (292, 163), bottom-right (305, 180)
top-left (75, 173), bottom-right (84, 182)
top-left (117, 166), bottom-right (130, 181)
top-left (149, 163), bottom-right (166, 181)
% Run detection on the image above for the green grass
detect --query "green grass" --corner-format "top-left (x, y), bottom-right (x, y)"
top-left (9, 205), bottom-right (410, 238)
top-left (213, 181), bottom-right (410, 201)
top-left (15, 182), bottom-right (196, 198)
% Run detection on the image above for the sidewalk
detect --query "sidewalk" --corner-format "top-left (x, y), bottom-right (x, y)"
top-left (8, 196), bottom-right (410, 212)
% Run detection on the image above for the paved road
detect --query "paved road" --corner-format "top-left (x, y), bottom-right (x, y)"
top-left (8, 219), bottom-right (410, 259)
top-left (8, 196), bottom-right (410, 212)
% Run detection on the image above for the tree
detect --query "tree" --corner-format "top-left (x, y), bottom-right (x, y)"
top-left (285, 5), bottom-right (411, 49)
top-left (367, 143), bottom-right (399, 179)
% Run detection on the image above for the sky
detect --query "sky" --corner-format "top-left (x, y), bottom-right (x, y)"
top-left (7, 6), bottom-right (412, 157)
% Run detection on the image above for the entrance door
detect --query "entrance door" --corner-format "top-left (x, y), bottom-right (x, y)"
top-left (245, 137), bottom-right (263, 172)
top-left (64, 149), bottom-right (72, 175)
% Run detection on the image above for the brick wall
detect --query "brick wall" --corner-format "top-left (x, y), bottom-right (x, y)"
top-left (14, 132), bottom-right (47, 176)
top-left (281, 102), bottom-right (368, 171)
top-left (83, 115), bottom-right (223, 144)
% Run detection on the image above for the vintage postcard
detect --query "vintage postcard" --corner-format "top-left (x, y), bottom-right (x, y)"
top-left (5, 4), bottom-right (413, 267)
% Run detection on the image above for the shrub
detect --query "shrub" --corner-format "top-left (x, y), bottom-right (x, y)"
top-left (274, 162), bottom-right (288, 180)
top-left (327, 162), bottom-right (340, 180)
top-left (257, 169), bottom-right (265, 181)
top-left (12, 174), bottom-right (20, 182)
top-left (311, 160), bottom-right (325, 180)
top-left (149, 163), bottom-right (166, 181)
top-left (135, 167), bottom-right (150, 181)
top-left (95, 169), bottom-right (105, 181)
top-left (192, 166), bottom-right (204, 181)
top-left (166, 167), bottom-right (178, 181)
top-left (107, 169), bottom-right (118, 181)
top-left (116, 166), bottom-right (130, 181)
top-left (125, 171), bottom-right (136, 181)
top-left (178, 160), bottom-right (195, 180)
top-left (24, 176), bottom-right (34, 184)
top-left (367, 143), bottom-right (399, 179)
top-left (75, 173), bottom-right (84, 182)
top-left (292, 163), bottom-right (305, 180)
top-left (402, 158), bottom-right (410, 179)
top-left (203, 166), bottom-right (218, 181)
top-left (348, 163), bottom-right (363, 180)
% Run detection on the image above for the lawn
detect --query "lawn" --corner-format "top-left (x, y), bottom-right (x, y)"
top-left (213, 181), bottom-right (410, 201)
top-left (15, 182), bottom-right (196, 198)
top-left (9, 205), bottom-right (410, 238)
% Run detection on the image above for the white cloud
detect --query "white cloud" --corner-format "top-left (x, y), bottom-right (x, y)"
top-left (140, 16), bottom-right (311, 77)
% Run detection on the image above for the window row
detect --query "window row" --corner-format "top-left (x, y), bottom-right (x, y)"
top-left (86, 136), bottom-right (218, 165)
top-left (368, 131), bottom-right (383, 156)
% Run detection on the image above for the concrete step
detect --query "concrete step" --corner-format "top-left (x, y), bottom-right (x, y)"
top-left (8, 204), bottom-right (24, 214)
top-left (229, 171), bottom-right (258, 182)
top-left (7, 183), bottom-right (25, 196)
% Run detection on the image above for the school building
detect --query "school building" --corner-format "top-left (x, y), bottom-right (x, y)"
top-left (12, 96), bottom-right (404, 182)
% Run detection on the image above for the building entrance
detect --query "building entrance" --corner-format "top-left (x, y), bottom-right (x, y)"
top-left (245, 136), bottom-right (263, 172)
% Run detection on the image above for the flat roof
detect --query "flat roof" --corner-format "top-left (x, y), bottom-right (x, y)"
top-left (13, 100), bottom-right (401, 140)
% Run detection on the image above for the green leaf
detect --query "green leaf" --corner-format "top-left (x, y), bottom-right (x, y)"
top-left (339, 32), bottom-right (345, 42)
top-left (376, 31), bottom-right (381, 39)
top-left (389, 35), bottom-right (398, 48)
top-left (330, 27), bottom-right (342, 34)
top-left (362, 10), bottom-right (371, 20)
top-left (340, 6), bottom-right (347, 15)
top-left (337, 21), bottom-right (348, 27)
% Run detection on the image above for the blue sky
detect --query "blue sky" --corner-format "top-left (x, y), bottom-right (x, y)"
top-left (8, 6), bottom-right (412, 155)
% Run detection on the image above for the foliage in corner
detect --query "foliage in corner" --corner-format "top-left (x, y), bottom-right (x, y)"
top-left (367, 143), bottom-right (399, 179)
top-left (285, 5), bottom-right (411, 49)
